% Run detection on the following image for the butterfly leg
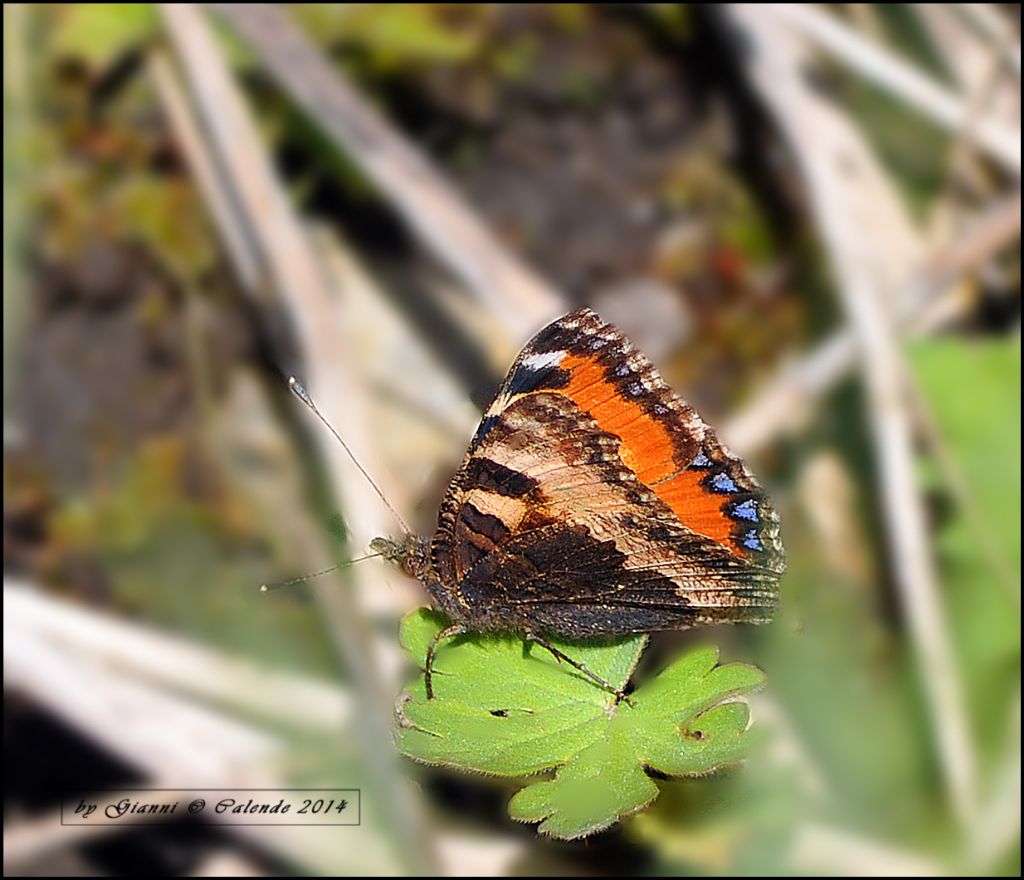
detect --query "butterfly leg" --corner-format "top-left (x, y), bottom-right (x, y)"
top-left (525, 632), bottom-right (635, 707)
top-left (425, 624), bottom-right (467, 700)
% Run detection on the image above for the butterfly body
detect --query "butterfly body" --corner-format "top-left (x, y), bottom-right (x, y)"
top-left (374, 309), bottom-right (784, 694)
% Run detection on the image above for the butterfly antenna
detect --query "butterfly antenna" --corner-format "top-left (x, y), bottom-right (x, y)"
top-left (261, 552), bottom-right (384, 592)
top-left (288, 377), bottom-right (412, 534)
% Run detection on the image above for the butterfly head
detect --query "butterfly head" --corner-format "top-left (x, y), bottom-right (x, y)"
top-left (370, 534), bottom-right (431, 580)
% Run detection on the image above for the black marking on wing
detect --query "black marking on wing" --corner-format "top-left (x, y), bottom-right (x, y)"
top-left (460, 457), bottom-right (540, 498)
top-left (503, 364), bottom-right (570, 398)
top-left (458, 503), bottom-right (512, 544)
top-left (453, 501), bottom-right (512, 576)
top-left (469, 414), bottom-right (501, 451)
top-left (528, 322), bottom-right (583, 353)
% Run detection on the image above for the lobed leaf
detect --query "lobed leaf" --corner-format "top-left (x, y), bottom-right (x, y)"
top-left (397, 609), bottom-right (765, 838)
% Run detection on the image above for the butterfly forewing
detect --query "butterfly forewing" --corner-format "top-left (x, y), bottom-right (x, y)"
top-left (429, 308), bottom-right (784, 638)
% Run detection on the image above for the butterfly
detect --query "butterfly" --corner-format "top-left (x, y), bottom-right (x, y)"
top-left (370, 307), bottom-right (785, 699)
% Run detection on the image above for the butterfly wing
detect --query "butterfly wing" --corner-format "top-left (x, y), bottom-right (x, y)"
top-left (429, 308), bottom-right (784, 638)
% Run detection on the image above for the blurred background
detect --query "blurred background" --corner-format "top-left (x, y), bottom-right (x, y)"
top-left (3, 4), bottom-right (1020, 876)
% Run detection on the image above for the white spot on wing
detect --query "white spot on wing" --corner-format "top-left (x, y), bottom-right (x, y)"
top-left (520, 349), bottom-right (566, 371)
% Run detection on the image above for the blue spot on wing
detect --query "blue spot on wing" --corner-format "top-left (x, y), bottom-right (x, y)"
top-left (732, 499), bottom-right (758, 521)
top-left (690, 451), bottom-right (711, 468)
top-left (742, 529), bottom-right (762, 550)
top-left (711, 472), bottom-right (738, 493)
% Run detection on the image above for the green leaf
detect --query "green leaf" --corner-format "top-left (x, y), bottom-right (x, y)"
top-left (397, 610), bottom-right (765, 839)
top-left (910, 339), bottom-right (1020, 571)
top-left (909, 339), bottom-right (1021, 758)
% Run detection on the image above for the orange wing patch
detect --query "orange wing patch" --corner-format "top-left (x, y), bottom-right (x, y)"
top-left (653, 469), bottom-right (736, 546)
top-left (561, 353), bottom-right (675, 482)
top-left (553, 352), bottom-right (742, 553)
